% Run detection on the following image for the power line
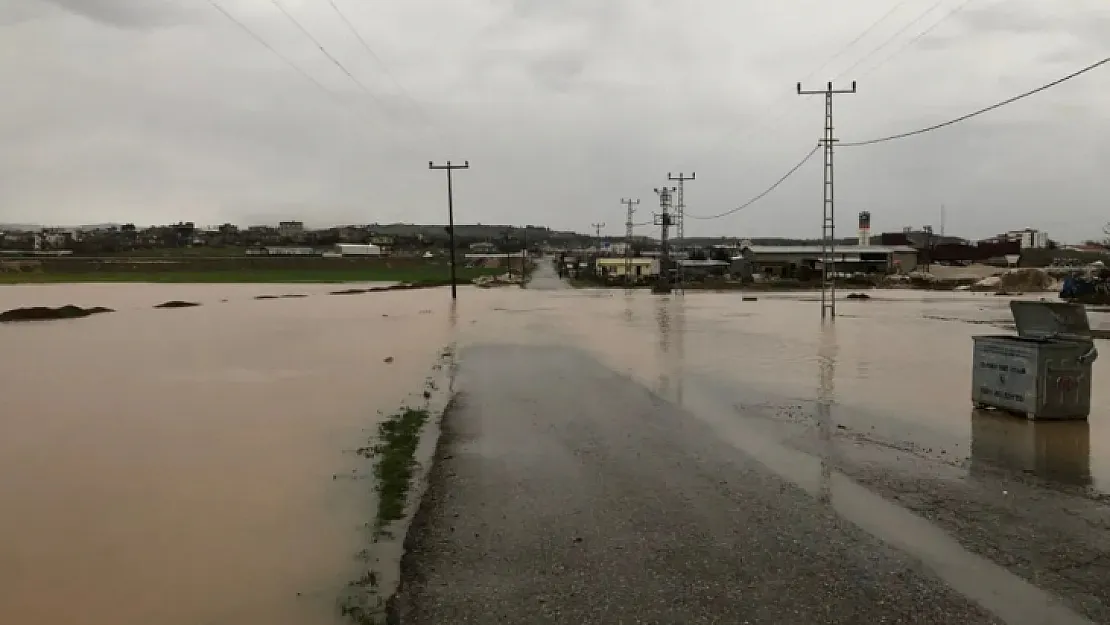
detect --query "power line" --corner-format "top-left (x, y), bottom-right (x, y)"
top-left (204, 0), bottom-right (381, 143)
top-left (681, 0), bottom-right (916, 167)
top-left (267, 0), bottom-right (392, 118)
top-left (205, 0), bottom-right (333, 101)
top-left (807, 0), bottom-right (918, 84)
top-left (685, 145), bottom-right (822, 220)
top-left (856, 0), bottom-right (980, 80)
top-left (833, 0), bottom-right (948, 81)
top-left (732, 0), bottom-right (949, 151)
top-left (323, 0), bottom-right (450, 148)
top-left (842, 56), bottom-right (1110, 147)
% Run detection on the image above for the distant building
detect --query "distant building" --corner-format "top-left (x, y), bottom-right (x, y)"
top-left (469, 241), bottom-right (498, 253)
top-left (601, 241), bottom-right (629, 256)
top-left (246, 246), bottom-right (318, 256)
top-left (332, 243), bottom-right (382, 256)
top-left (278, 221), bottom-right (305, 240)
top-left (992, 228), bottom-right (1049, 250)
top-left (595, 257), bottom-right (660, 279)
top-left (676, 259), bottom-right (731, 280)
top-left (369, 235), bottom-right (394, 255)
top-left (739, 244), bottom-right (919, 277)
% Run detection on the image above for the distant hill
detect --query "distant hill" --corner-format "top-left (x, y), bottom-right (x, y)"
top-left (0, 224), bottom-right (41, 232)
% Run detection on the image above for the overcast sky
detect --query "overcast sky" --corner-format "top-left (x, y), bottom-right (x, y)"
top-left (1, 0), bottom-right (1107, 241)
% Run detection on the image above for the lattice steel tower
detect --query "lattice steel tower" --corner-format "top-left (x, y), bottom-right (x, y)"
top-left (797, 81), bottom-right (856, 319)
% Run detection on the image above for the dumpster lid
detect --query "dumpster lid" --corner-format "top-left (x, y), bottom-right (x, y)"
top-left (1010, 300), bottom-right (1091, 340)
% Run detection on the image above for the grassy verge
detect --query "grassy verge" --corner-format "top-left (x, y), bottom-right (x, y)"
top-left (0, 266), bottom-right (503, 285)
top-left (363, 407), bottom-right (431, 536)
top-left (342, 406), bottom-right (432, 625)
top-left (341, 348), bottom-right (455, 624)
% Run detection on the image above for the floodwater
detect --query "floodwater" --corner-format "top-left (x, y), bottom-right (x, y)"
top-left (0, 283), bottom-right (453, 625)
top-left (2, 274), bottom-right (1109, 624)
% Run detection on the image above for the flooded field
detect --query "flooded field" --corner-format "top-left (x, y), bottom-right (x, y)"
top-left (1, 278), bottom-right (1108, 623)
top-left (0, 283), bottom-right (452, 625)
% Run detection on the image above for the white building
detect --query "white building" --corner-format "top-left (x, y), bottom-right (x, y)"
top-left (998, 228), bottom-right (1049, 249)
top-left (332, 243), bottom-right (382, 256)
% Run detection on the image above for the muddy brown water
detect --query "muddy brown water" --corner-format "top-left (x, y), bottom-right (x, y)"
top-left (1, 280), bottom-right (1108, 624)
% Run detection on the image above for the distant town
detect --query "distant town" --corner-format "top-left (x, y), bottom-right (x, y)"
top-left (1, 217), bottom-right (1106, 286)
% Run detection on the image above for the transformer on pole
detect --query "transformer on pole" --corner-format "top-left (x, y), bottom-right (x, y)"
top-left (653, 186), bottom-right (676, 294)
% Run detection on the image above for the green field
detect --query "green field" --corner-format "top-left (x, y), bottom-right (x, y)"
top-left (0, 264), bottom-right (504, 285)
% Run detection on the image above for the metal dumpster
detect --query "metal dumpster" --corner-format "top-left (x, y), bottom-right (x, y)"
top-left (971, 300), bottom-right (1098, 420)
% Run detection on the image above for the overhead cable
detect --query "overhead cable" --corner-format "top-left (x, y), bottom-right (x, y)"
top-left (833, 0), bottom-right (947, 80)
top-left (685, 145), bottom-right (822, 220)
top-left (204, 0), bottom-right (385, 145)
top-left (681, 0), bottom-right (917, 168)
top-left (205, 0), bottom-right (334, 98)
top-left (324, 0), bottom-right (451, 148)
top-left (841, 56), bottom-right (1110, 147)
top-left (856, 0), bottom-right (980, 80)
top-left (268, 0), bottom-right (391, 116)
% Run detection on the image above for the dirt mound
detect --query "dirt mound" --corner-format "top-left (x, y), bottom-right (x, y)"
top-left (996, 268), bottom-right (1055, 292)
top-left (0, 305), bottom-right (114, 322)
top-left (253, 294), bottom-right (308, 300)
top-left (153, 300), bottom-right (201, 309)
top-left (329, 281), bottom-right (453, 296)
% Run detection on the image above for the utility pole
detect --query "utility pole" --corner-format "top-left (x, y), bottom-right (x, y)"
top-left (621, 198), bottom-right (640, 286)
top-left (923, 225), bottom-right (934, 273)
top-left (428, 160), bottom-right (469, 299)
top-left (797, 81), bottom-right (856, 319)
top-left (668, 172), bottom-right (695, 291)
top-left (592, 222), bottom-right (606, 240)
top-left (501, 229), bottom-right (513, 281)
top-left (653, 186), bottom-right (676, 294)
top-left (521, 227), bottom-right (528, 282)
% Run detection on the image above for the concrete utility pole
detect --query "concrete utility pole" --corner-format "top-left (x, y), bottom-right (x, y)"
top-left (592, 222), bottom-right (606, 240)
top-left (797, 81), bottom-right (856, 319)
top-left (428, 160), bottom-right (470, 299)
top-left (621, 198), bottom-right (640, 285)
top-left (653, 186), bottom-right (676, 294)
top-left (668, 172), bottom-right (695, 291)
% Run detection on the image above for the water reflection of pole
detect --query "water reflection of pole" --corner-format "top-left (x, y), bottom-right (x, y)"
top-left (655, 296), bottom-right (671, 394)
top-left (673, 296), bottom-right (686, 406)
top-left (448, 300), bottom-right (459, 392)
top-left (816, 321), bottom-right (839, 505)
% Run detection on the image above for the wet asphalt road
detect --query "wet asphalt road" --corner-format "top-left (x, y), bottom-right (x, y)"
top-left (393, 344), bottom-right (1004, 624)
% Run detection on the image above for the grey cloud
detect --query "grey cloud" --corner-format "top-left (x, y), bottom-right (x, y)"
top-left (40, 0), bottom-right (194, 28)
top-left (953, 2), bottom-right (1110, 46)
top-left (1, 0), bottom-right (1108, 242)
